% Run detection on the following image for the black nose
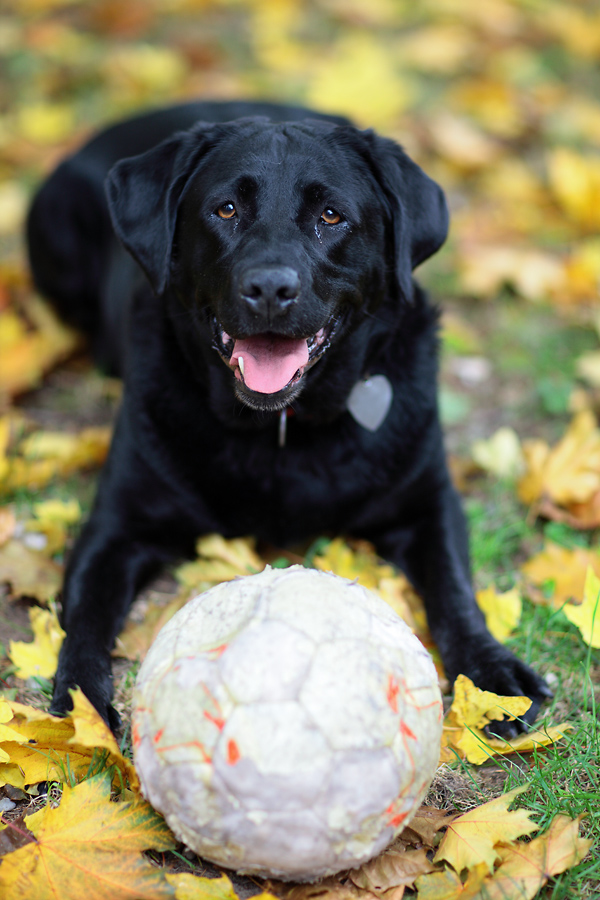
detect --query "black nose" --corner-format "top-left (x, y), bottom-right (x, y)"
top-left (239, 266), bottom-right (300, 320)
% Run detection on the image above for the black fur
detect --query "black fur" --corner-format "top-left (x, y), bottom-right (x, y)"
top-left (27, 100), bottom-right (550, 734)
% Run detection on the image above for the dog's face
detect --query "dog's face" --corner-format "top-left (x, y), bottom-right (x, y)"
top-left (106, 117), bottom-right (448, 413)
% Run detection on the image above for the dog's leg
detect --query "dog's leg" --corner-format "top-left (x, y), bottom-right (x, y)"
top-left (373, 473), bottom-right (551, 734)
top-left (50, 425), bottom-right (199, 730)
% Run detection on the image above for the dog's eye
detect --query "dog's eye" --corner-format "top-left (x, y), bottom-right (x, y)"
top-left (217, 202), bottom-right (237, 220)
top-left (320, 208), bottom-right (342, 225)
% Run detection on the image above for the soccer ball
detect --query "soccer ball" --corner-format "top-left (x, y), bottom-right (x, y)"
top-left (132, 566), bottom-right (443, 882)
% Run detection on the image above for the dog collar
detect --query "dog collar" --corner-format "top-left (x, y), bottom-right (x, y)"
top-left (278, 374), bottom-right (393, 447)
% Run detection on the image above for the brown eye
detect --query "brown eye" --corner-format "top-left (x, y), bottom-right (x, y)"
top-left (217, 202), bottom-right (236, 219)
top-left (321, 208), bottom-right (341, 225)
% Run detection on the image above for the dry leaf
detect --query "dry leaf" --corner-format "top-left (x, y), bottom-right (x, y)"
top-left (9, 604), bottom-right (65, 679)
top-left (168, 872), bottom-right (278, 900)
top-left (414, 864), bottom-right (489, 899)
top-left (0, 771), bottom-right (175, 899)
top-left (520, 541), bottom-right (600, 607)
top-left (440, 676), bottom-right (569, 765)
top-left (434, 786), bottom-right (538, 875)
top-left (518, 411), bottom-right (600, 506)
top-left (563, 565), bottom-right (600, 647)
top-left (471, 428), bottom-right (524, 480)
top-left (399, 807), bottom-right (457, 849)
top-left (349, 846), bottom-right (434, 892)
top-left (0, 539), bottom-right (62, 601)
top-left (480, 814), bottom-right (592, 899)
top-left (476, 585), bottom-right (522, 643)
top-left (0, 690), bottom-right (138, 791)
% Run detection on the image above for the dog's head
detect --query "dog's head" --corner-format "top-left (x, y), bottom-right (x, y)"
top-left (106, 116), bottom-right (448, 413)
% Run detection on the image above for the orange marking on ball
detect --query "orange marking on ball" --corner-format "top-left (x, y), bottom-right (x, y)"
top-left (400, 720), bottom-right (417, 741)
top-left (386, 674), bottom-right (399, 712)
top-left (203, 710), bottom-right (225, 730)
top-left (388, 811), bottom-right (408, 828)
top-left (227, 738), bottom-right (241, 765)
top-left (153, 727), bottom-right (165, 744)
top-left (132, 721), bottom-right (141, 748)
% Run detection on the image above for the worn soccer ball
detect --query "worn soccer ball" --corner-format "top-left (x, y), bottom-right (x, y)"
top-left (132, 565), bottom-right (443, 882)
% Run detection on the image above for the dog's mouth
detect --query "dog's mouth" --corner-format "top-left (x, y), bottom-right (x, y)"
top-left (212, 315), bottom-right (340, 405)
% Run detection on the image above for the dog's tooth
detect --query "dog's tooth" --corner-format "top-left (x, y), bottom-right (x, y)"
top-left (238, 355), bottom-right (245, 377)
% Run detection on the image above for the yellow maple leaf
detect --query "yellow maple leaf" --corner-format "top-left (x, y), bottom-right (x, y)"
top-left (518, 411), bottom-right (600, 506)
top-left (441, 676), bottom-right (569, 766)
top-left (521, 541), bottom-right (600, 607)
top-left (481, 814), bottom-right (592, 899)
top-left (434, 786), bottom-right (538, 875)
top-left (0, 691), bottom-right (137, 791)
top-left (476, 585), bottom-right (522, 642)
top-left (0, 772), bottom-right (175, 900)
top-left (563, 565), bottom-right (600, 648)
top-left (9, 604), bottom-right (65, 679)
top-left (449, 675), bottom-right (531, 732)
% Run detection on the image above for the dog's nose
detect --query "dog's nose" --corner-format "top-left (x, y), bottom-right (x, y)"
top-left (239, 266), bottom-right (300, 320)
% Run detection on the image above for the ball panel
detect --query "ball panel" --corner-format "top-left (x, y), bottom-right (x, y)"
top-left (213, 702), bottom-right (331, 810)
top-left (300, 639), bottom-right (399, 751)
top-left (315, 747), bottom-right (401, 831)
top-left (264, 568), bottom-right (372, 642)
top-left (218, 619), bottom-right (315, 704)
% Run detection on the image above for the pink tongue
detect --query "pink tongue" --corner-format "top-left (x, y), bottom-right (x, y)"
top-left (231, 334), bottom-right (309, 394)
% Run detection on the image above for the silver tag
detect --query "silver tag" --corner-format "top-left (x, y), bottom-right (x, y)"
top-left (347, 375), bottom-right (393, 431)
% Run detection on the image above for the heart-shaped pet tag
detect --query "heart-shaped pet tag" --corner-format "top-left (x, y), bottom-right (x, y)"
top-left (346, 375), bottom-right (393, 432)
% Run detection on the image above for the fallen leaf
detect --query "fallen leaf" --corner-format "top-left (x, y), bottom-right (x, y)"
top-left (521, 541), bottom-right (600, 607)
top-left (476, 585), bottom-right (522, 642)
top-left (175, 533), bottom-right (264, 594)
top-left (548, 147), bottom-right (600, 231)
top-left (0, 539), bottom-right (62, 601)
top-left (563, 565), bottom-right (600, 647)
top-left (9, 604), bottom-right (65, 679)
top-left (0, 691), bottom-right (138, 791)
top-left (518, 411), bottom-right (600, 506)
top-left (413, 864), bottom-right (489, 899)
top-left (471, 428), bottom-right (524, 480)
top-left (449, 675), bottom-right (531, 731)
top-left (0, 771), bottom-right (175, 899)
top-left (350, 846), bottom-right (434, 892)
top-left (168, 872), bottom-right (278, 900)
top-left (440, 676), bottom-right (569, 765)
top-left (434, 786), bottom-right (538, 875)
top-left (399, 806), bottom-right (458, 849)
top-left (481, 814), bottom-right (592, 899)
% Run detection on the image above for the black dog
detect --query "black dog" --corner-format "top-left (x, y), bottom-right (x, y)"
top-left (27, 100), bottom-right (550, 734)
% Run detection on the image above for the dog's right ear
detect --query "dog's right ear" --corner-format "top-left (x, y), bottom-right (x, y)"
top-left (105, 127), bottom-right (212, 296)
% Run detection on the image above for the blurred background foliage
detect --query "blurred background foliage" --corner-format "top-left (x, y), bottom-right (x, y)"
top-left (0, 0), bottom-right (599, 312)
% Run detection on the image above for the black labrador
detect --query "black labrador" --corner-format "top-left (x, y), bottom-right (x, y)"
top-left (27, 100), bottom-right (551, 734)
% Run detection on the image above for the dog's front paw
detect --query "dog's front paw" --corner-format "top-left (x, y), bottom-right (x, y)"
top-left (51, 641), bottom-right (122, 734)
top-left (445, 636), bottom-right (552, 738)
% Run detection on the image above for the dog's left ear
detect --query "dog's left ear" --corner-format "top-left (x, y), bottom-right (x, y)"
top-left (363, 132), bottom-right (449, 302)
